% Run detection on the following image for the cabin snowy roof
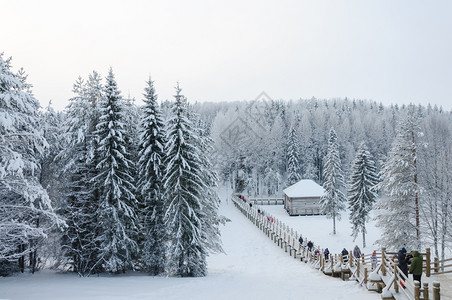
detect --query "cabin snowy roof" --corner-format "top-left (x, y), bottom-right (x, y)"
top-left (283, 179), bottom-right (324, 198)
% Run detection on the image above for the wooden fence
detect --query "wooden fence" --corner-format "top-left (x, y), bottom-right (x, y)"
top-left (231, 194), bottom-right (449, 300)
top-left (248, 197), bottom-right (284, 205)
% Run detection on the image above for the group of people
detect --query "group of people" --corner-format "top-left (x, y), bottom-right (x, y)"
top-left (397, 247), bottom-right (423, 287)
top-left (296, 238), bottom-right (423, 286)
top-left (340, 245), bottom-right (365, 263)
top-left (297, 238), bottom-right (367, 265)
top-left (298, 236), bottom-right (314, 253)
top-left (297, 236), bottom-right (333, 262)
top-left (239, 194), bottom-right (268, 217)
top-left (340, 246), bottom-right (378, 269)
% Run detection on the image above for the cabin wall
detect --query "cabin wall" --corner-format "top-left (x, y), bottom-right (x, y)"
top-left (285, 196), bottom-right (322, 216)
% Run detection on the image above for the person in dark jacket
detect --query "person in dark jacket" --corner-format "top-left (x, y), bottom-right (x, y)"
top-left (341, 248), bottom-right (349, 263)
top-left (409, 250), bottom-right (423, 284)
top-left (353, 245), bottom-right (361, 258)
top-left (398, 247), bottom-right (408, 288)
top-left (324, 248), bottom-right (330, 260)
top-left (307, 241), bottom-right (313, 252)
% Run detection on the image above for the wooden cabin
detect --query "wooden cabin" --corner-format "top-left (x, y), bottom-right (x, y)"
top-left (283, 179), bottom-right (324, 216)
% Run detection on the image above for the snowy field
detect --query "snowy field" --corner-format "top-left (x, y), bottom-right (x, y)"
top-left (0, 188), bottom-right (380, 300)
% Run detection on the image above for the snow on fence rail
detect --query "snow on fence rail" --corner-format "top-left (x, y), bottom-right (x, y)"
top-left (231, 194), bottom-right (449, 300)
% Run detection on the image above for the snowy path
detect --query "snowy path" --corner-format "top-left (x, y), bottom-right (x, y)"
top-left (0, 192), bottom-right (379, 300)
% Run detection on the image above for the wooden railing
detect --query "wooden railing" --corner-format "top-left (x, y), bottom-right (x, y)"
top-left (431, 257), bottom-right (452, 276)
top-left (248, 197), bottom-right (284, 205)
top-left (231, 194), bottom-right (447, 300)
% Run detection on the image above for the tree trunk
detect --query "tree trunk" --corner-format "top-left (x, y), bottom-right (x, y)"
top-left (333, 214), bottom-right (336, 234)
top-left (412, 131), bottom-right (420, 240)
top-left (362, 228), bottom-right (366, 248)
top-left (18, 244), bottom-right (25, 273)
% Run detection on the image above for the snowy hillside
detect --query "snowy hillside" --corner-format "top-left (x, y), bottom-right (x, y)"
top-left (0, 188), bottom-right (379, 300)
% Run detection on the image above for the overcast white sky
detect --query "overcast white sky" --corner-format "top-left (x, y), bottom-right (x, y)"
top-left (3, 0), bottom-right (452, 111)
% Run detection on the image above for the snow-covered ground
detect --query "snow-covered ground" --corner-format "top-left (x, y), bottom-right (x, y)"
top-left (0, 188), bottom-right (380, 300)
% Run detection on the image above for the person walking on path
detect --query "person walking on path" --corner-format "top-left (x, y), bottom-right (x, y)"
top-left (298, 235), bottom-right (303, 245)
top-left (409, 250), bottom-right (423, 284)
top-left (307, 241), bottom-right (313, 252)
top-left (341, 248), bottom-right (349, 263)
top-left (398, 247), bottom-right (409, 288)
top-left (353, 245), bottom-right (361, 258)
top-left (370, 251), bottom-right (378, 270)
top-left (324, 248), bottom-right (330, 261)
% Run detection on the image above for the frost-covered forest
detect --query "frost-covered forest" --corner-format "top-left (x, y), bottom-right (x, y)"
top-left (2, 53), bottom-right (452, 278)
top-left (1, 55), bottom-right (223, 277)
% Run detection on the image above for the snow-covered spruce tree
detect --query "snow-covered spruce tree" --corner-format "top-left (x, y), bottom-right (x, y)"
top-left (94, 68), bottom-right (138, 273)
top-left (320, 128), bottom-right (346, 234)
top-left (136, 78), bottom-right (167, 275)
top-left (0, 54), bottom-right (63, 275)
top-left (189, 107), bottom-right (225, 259)
top-left (62, 141), bottom-right (100, 276)
top-left (375, 105), bottom-right (423, 250)
top-left (286, 126), bottom-right (301, 186)
top-left (122, 95), bottom-right (141, 188)
top-left (59, 73), bottom-right (103, 276)
top-left (163, 84), bottom-right (223, 277)
top-left (347, 142), bottom-right (379, 248)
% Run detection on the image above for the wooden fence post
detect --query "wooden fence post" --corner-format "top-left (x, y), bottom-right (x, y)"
top-left (364, 267), bottom-right (368, 285)
top-left (414, 281), bottom-right (421, 300)
top-left (394, 261), bottom-right (399, 293)
top-left (331, 257), bottom-right (334, 276)
top-left (433, 282), bottom-right (440, 300)
top-left (357, 258), bottom-right (360, 278)
top-left (426, 248), bottom-right (431, 277)
top-left (350, 251), bottom-right (354, 268)
top-left (423, 283), bottom-right (429, 300)
top-left (434, 257), bottom-right (439, 273)
top-left (381, 248), bottom-right (386, 276)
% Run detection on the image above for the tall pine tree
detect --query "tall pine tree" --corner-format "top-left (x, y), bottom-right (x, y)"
top-left (137, 77), bottom-right (167, 275)
top-left (60, 73), bottom-right (103, 276)
top-left (163, 84), bottom-right (222, 277)
top-left (94, 68), bottom-right (138, 272)
top-left (286, 126), bottom-right (301, 186)
top-left (348, 142), bottom-right (379, 248)
top-left (320, 128), bottom-right (346, 234)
